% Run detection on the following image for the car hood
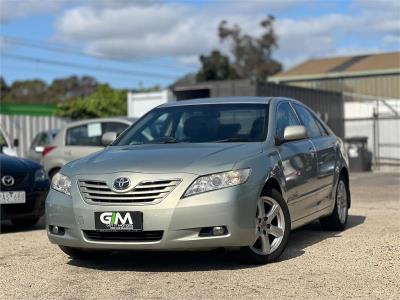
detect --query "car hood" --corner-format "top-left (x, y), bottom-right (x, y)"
top-left (62, 143), bottom-right (263, 176)
top-left (0, 154), bottom-right (40, 175)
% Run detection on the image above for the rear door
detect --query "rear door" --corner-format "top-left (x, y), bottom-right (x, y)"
top-left (275, 102), bottom-right (319, 221)
top-left (293, 103), bottom-right (338, 208)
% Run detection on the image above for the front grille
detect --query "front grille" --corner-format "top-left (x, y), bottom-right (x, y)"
top-left (0, 173), bottom-right (30, 191)
top-left (78, 179), bottom-right (181, 204)
top-left (83, 230), bottom-right (163, 242)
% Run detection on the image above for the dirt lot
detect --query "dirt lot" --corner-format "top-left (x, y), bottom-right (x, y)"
top-left (1, 172), bottom-right (399, 299)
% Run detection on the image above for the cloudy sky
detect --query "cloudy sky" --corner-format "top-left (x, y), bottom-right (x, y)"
top-left (0, 0), bottom-right (399, 88)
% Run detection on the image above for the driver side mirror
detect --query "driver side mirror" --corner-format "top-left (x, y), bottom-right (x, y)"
top-left (101, 131), bottom-right (118, 146)
top-left (284, 125), bottom-right (307, 141)
top-left (275, 125), bottom-right (307, 145)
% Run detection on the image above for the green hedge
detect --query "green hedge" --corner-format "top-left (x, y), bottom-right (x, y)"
top-left (0, 103), bottom-right (58, 116)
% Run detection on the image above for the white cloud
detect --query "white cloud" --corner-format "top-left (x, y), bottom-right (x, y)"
top-left (54, 0), bottom-right (400, 70)
top-left (0, 0), bottom-right (65, 23)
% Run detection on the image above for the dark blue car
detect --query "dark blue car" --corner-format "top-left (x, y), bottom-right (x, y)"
top-left (0, 154), bottom-right (50, 227)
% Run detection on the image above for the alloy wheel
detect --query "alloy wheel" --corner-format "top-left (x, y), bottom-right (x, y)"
top-left (337, 180), bottom-right (348, 224)
top-left (250, 196), bottom-right (285, 256)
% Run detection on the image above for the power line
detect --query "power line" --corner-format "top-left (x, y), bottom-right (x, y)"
top-left (1, 35), bottom-right (190, 73)
top-left (2, 53), bottom-right (178, 80)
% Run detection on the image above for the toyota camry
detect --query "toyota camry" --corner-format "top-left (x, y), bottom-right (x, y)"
top-left (46, 97), bottom-right (350, 264)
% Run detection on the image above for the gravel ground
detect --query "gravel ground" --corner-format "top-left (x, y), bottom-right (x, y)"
top-left (1, 172), bottom-right (399, 299)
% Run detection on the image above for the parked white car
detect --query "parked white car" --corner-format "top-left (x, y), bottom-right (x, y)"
top-left (0, 127), bottom-right (19, 156)
top-left (26, 129), bottom-right (60, 163)
top-left (41, 118), bottom-right (135, 178)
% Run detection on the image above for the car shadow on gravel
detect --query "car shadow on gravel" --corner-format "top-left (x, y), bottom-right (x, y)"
top-left (279, 214), bottom-right (366, 263)
top-left (66, 214), bottom-right (366, 272)
top-left (0, 217), bottom-right (45, 234)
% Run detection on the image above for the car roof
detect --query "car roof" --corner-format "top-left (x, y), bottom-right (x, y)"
top-left (63, 117), bottom-right (135, 129)
top-left (158, 97), bottom-right (278, 108)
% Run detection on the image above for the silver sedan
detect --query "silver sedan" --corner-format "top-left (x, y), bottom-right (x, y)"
top-left (46, 97), bottom-right (350, 264)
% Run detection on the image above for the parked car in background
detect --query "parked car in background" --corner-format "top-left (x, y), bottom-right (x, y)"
top-left (26, 129), bottom-right (59, 163)
top-left (0, 154), bottom-right (50, 227)
top-left (0, 127), bottom-right (19, 157)
top-left (42, 118), bottom-right (135, 179)
top-left (46, 97), bottom-right (350, 264)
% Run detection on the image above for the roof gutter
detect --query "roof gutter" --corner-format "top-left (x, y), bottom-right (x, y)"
top-left (269, 68), bottom-right (400, 83)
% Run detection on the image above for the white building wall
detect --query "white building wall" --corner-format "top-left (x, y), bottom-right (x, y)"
top-left (127, 90), bottom-right (173, 118)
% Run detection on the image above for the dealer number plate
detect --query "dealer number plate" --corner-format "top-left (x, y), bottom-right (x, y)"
top-left (95, 211), bottom-right (143, 232)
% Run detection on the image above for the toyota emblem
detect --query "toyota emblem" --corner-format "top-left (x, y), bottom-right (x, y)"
top-left (1, 175), bottom-right (15, 187)
top-left (113, 177), bottom-right (131, 191)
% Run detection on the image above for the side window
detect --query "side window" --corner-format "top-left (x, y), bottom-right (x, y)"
top-left (66, 123), bottom-right (103, 146)
top-left (293, 104), bottom-right (322, 138)
top-left (102, 122), bottom-right (129, 135)
top-left (275, 102), bottom-right (301, 139)
top-left (38, 133), bottom-right (49, 146)
top-left (313, 116), bottom-right (329, 136)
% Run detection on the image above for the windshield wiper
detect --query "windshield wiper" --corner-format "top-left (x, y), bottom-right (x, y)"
top-left (214, 137), bottom-right (250, 143)
top-left (149, 137), bottom-right (182, 144)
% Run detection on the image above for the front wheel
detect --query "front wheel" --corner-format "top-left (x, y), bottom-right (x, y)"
top-left (320, 177), bottom-right (349, 231)
top-left (240, 187), bottom-right (291, 264)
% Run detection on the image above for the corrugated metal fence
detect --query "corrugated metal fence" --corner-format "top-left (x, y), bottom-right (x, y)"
top-left (0, 114), bottom-right (67, 157)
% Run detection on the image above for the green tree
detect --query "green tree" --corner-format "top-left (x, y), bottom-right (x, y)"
top-left (0, 75), bottom-right (98, 104)
top-left (196, 50), bottom-right (239, 81)
top-left (55, 84), bottom-right (127, 120)
top-left (0, 77), bottom-right (9, 98)
top-left (47, 75), bottom-right (97, 102)
top-left (218, 15), bottom-right (282, 80)
top-left (2, 79), bottom-right (47, 104)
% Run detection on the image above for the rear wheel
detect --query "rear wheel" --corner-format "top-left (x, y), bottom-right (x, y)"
top-left (240, 187), bottom-right (290, 264)
top-left (11, 217), bottom-right (40, 227)
top-left (58, 246), bottom-right (111, 260)
top-left (320, 177), bottom-right (348, 231)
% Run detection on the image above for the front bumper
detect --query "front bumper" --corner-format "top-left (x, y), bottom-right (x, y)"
top-left (1, 189), bottom-right (48, 220)
top-left (46, 172), bottom-right (261, 250)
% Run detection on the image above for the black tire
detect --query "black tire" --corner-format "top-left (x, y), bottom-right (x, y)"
top-left (320, 177), bottom-right (349, 231)
top-left (239, 187), bottom-right (291, 264)
top-left (58, 246), bottom-right (111, 260)
top-left (48, 168), bottom-right (61, 180)
top-left (11, 217), bottom-right (40, 227)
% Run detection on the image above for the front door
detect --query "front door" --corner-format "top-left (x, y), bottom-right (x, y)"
top-left (292, 103), bottom-right (338, 208)
top-left (275, 102), bottom-right (319, 222)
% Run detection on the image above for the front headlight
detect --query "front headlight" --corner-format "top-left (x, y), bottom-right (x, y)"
top-left (51, 173), bottom-right (71, 196)
top-left (34, 168), bottom-right (48, 182)
top-left (184, 168), bottom-right (251, 197)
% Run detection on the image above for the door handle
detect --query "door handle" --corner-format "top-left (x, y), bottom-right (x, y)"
top-left (65, 150), bottom-right (72, 156)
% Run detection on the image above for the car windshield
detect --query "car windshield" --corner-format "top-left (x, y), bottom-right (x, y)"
top-left (114, 104), bottom-right (269, 145)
